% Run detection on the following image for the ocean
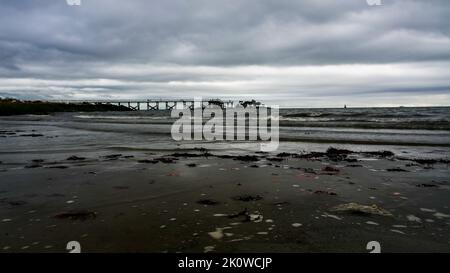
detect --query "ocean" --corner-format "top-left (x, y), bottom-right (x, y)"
top-left (1, 107), bottom-right (449, 160)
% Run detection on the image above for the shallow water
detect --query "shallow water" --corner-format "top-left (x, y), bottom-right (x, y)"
top-left (1, 107), bottom-right (449, 159)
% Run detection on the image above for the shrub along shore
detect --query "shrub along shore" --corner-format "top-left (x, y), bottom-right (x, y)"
top-left (0, 98), bottom-right (130, 116)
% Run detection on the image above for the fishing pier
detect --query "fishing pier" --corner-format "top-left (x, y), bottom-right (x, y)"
top-left (46, 99), bottom-right (236, 111)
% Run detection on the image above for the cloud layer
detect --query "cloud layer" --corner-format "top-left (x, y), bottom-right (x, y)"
top-left (1, 0), bottom-right (449, 107)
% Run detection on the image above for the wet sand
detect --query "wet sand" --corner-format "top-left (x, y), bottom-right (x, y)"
top-left (1, 147), bottom-right (450, 253)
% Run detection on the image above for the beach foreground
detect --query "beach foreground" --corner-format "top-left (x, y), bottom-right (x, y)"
top-left (1, 145), bottom-right (449, 252)
top-left (1, 109), bottom-right (450, 253)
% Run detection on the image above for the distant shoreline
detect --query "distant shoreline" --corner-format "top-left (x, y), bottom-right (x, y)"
top-left (0, 99), bottom-right (130, 116)
top-left (2, 98), bottom-right (450, 116)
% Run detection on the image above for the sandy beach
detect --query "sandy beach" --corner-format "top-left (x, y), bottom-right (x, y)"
top-left (1, 113), bottom-right (449, 252)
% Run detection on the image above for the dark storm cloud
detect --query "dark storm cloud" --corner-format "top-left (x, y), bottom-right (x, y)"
top-left (0, 0), bottom-right (449, 106)
top-left (2, 0), bottom-right (450, 66)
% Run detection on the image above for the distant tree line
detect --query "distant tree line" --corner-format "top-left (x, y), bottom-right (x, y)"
top-left (0, 98), bottom-right (130, 116)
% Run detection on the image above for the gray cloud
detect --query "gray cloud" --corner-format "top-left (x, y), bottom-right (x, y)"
top-left (0, 0), bottom-right (449, 106)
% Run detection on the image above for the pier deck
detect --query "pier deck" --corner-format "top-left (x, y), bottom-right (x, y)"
top-left (44, 99), bottom-right (235, 110)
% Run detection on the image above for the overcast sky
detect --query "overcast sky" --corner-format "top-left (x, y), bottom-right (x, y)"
top-left (1, 0), bottom-right (449, 107)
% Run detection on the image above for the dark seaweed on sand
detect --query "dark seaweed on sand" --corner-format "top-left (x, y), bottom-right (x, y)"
top-left (67, 156), bottom-right (86, 161)
top-left (4, 200), bottom-right (27, 206)
top-left (215, 155), bottom-right (235, 159)
top-left (346, 164), bottom-right (363, 167)
top-left (363, 151), bottom-right (395, 157)
top-left (294, 147), bottom-right (393, 162)
top-left (25, 164), bottom-right (43, 169)
top-left (54, 210), bottom-right (97, 221)
top-left (138, 159), bottom-right (159, 164)
top-left (227, 208), bottom-right (251, 222)
top-left (321, 166), bottom-right (340, 174)
top-left (232, 194), bottom-right (263, 202)
top-left (276, 152), bottom-right (295, 157)
top-left (101, 154), bottom-right (123, 160)
top-left (196, 199), bottom-right (220, 205)
top-left (416, 183), bottom-right (439, 188)
top-left (232, 155), bottom-right (260, 162)
top-left (32, 159), bottom-right (44, 163)
top-left (386, 167), bottom-right (409, 172)
top-left (19, 134), bottom-right (44, 137)
top-left (314, 190), bottom-right (338, 196)
top-left (266, 157), bottom-right (284, 162)
top-left (170, 152), bottom-right (213, 158)
top-left (154, 157), bottom-right (178, 163)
